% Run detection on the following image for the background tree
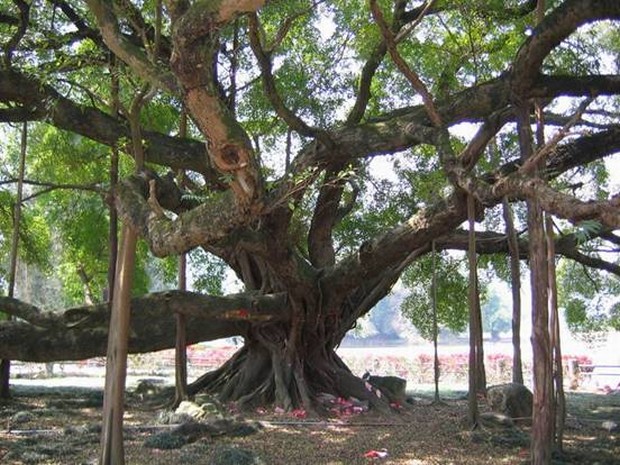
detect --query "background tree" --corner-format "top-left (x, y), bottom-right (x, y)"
top-left (481, 292), bottom-right (511, 342)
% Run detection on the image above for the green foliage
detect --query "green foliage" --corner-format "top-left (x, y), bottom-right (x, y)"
top-left (0, 191), bottom-right (52, 272)
top-left (0, 129), bottom-right (53, 291)
top-left (400, 251), bottom-right (470, 340)
top-left (558, 258), bottom-right (620, 336)
top-left (481, 292), bottom-right (511, 340)
top-left (188, 248), bottom-right (227, 296)
top-left (573, 220), bottom-right (603, 245)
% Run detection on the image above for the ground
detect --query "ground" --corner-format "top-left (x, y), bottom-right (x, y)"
top-left (1, 381), bottom-right (619, 465)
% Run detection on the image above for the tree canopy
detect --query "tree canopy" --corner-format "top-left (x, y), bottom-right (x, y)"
top-left (1, 0), bottom-right (620, 411)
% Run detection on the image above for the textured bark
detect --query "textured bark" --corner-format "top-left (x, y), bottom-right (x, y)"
top-left (529, 199), bottom-right (554, 465)
top-left (502, 198), bottom-right (524, 385)
top-left (100, 226), bottom-right (136, 465)
top-left (0, 121), bottom-right (26, 399)
top-left (546, 214), bottom-right (566, 452)
top-left (0, 292), bottom-right (288, 362)
top-left (512, 0), bottom-right (620, 94)
top-left (0, 69), bottom-right (215, 177)
top-left (431, 241), bottom-right (440, 403)
top-left (467, 194), bottom-right (480, 427)
top-left (516, 102), bottom-right (554, 465)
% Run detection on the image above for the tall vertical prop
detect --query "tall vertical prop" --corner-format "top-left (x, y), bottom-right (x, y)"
top-left (0, 122), bottom-right (27, 399)
top-left (99, 226), bottom-right (137, 465)
top-left (502, 197), bottom-right (523, 384)
top-left (546, 215), bottom-right (565, 451)
top-left (431, 240), bottom-right (440, 403)
top-left (107, 56), bottom-right (120, 302)
top-left (516, 95), bottom-right (553, 464)
top-left (99, 1), bottom-right (161, 460)
top-left (174, 252), bottom-right (189, 405)
top-left (173, 109), bottom-right (189, 406)
top-left (467, 194), bottom-right (479, 427)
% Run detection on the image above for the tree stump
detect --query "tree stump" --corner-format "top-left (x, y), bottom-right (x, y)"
top-left (486, 383), bottom-right (532, 425)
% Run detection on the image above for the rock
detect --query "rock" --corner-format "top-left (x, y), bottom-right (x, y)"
top-left (11, 410), bottom-right (35, 425)
top-left (144, 431), bottom-right (187, 450)
top-left (174, 399), bottom-right (224, 421)
top-left (211, 445), bottom-right (263, 465)
top-left (362, 372), bottom-right (407, 401)
top-left (601, 420), bottom-right (618, 432)
top-left (479, 411), bottom-right (515, 428)
top-left (175, 400), bottom-right (208, 420)
top-left (134, 378), bottom-right (166, 399)
top-left (486, 383), bottom-right (532, 424)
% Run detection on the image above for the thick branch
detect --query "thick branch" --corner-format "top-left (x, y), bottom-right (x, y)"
top-left (292, 74), bottom-right (620, 174)
top-left (0, 69), bottom-right (216, 178)
top-left (117, 174), bottom-right (248, 256)
top-left (325, 123), bottom-right (620, 296)
top-left (168, 1), bottom-right (265, 206)
top-left (307, 169), bottom-right (346, 267)
top-left (0, 291), bottom-right (288, 362)
top-left (84, 0), bottom-right (177, 91)
top-left (511, 0), bottom-right (620, 95)
top-left (345, 1), bottom-right (410, 125)
top-left (3, 0), bottom-right (29, 67)
top-left (248, 13), bottom-right (328, 142)
top-left (325, 192), bottom-right (467, 296)
top-left (491, 177), bottom-right (620, 230)
top-left (438, 229), bottom-right (620, 277)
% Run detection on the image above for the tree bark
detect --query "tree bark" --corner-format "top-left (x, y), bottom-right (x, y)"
top-left (546, 214), bottom-right (565, 452)
top-left (467, 194), bottom-right (479, 427)
top-left (502, 198), bottom-right (524, 384)
top-left (174, 112), bottom-right (190, 407)
top-left (516, 101), bottom-right (553, 465)
top-left (0, 291), bottom-right (288, 361)
top-left (0, 121), bottom-right (26, 399)
top-left (431, 241), bottom-right (440, 403)
top-left (106, 56), bottom-right (120, 302)
top-left (99, 226), bottom-right (136, 465)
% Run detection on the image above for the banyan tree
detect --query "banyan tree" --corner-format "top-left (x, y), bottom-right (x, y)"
top-left (1, 0), bottom-right (620, 418)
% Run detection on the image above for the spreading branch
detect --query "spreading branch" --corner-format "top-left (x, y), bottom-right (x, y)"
top-left (0, 291), bottom-right (288, 362)
top-left (511, 0), bottom-right (620, 95)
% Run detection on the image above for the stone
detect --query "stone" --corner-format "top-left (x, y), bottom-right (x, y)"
top-left (211, 445), bottom-right (263, 465)
top-left (11, 410), bottom-right (35, 425)
top-left (362, 372), bottom-right (407, 401)
top-left (134, 378), bottom-right (166, 400)
top-left (143, 431), bottom-right (187, 450)
top-left (479, 411), bottom-right (515, 428)
top-left (486, 383), bottom-right (532, 424)
top-left (175, 400), bottom-right (208, 420)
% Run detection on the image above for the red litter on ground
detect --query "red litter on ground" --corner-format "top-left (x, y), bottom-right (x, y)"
top-left (364, 449), bottom-right (389, 459)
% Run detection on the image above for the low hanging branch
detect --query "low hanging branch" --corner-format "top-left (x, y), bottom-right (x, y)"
top-left (0, 291), bottom-right (288, 362)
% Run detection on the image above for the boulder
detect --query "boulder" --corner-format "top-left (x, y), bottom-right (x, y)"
top-left (212, 445), bottom-right (263, 465)
top-left (486, 383), bottom-right (532, 424)
top-left (362, 372), bottom-right (407, 401)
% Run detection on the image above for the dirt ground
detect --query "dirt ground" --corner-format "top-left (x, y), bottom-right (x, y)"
top-left (1, 383), bottom-right (619, 465)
